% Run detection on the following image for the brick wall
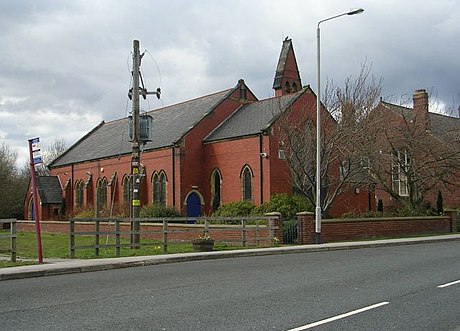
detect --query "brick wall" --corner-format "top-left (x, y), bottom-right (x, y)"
top-left (297, 211), bottom-right (457, 244)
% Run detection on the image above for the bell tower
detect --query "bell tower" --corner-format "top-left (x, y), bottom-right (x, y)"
top-left (273, 38), bottom-right (302, 97)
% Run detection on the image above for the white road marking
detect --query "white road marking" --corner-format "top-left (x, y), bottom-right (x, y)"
top-left (438, 280), bottom-right (460, 288)
top-left (287, 301), bottom-right (389, 331)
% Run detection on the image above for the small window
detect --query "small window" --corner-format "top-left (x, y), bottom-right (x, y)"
top-left (285, 81), bottom-right (291, 93)
top-left (211, 169), bottom-right (222, 211)
top-left (391, 150), bottom-right (409, 196)
top-left (75, 180), bottom-right (84, 209)
top-left (96, 178), bottom-right (108, 211)
top-left (278, 149), bottom-right (286, 160)
top-left (339, 160), bottom-right (350, 180)
top-left (241, 166), bottom-right (253, 201)
top-left (122, 175), bottom-right (132, 203)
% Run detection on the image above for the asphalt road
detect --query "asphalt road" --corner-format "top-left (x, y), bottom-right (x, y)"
top-left (0, 241), bottom-right (459, 330)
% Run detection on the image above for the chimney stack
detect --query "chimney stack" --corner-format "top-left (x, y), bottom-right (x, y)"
top-left (413, 89), bottom-right (430, 130)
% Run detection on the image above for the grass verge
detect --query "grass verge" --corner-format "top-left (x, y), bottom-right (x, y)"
top-left (0, 231), bottom-right (247, 268)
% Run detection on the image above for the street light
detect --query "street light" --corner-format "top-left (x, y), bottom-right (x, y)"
top-left (315, 8), bottom-right (364, 244)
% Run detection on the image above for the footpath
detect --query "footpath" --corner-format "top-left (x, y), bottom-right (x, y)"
top-left (2, 234), bottom-right (460, 281)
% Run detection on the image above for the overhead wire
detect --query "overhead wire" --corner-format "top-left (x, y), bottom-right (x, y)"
top-left (104, 49), bottom-right (163, 250)
top-left (104, 51), bottom-right (135, 251)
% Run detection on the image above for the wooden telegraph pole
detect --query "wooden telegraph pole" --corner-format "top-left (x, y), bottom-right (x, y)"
top-left (129, 40), bottom-right (159, 248)
top-left (131, 40), bottom-right (141, 247)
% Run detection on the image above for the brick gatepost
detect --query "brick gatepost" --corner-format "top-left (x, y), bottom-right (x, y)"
top-left (446, 210), bottom-right (458, 233)
top-left (265, 212), bottom-right (283, 244)
top-left (297, 212), bottom-right (315, 244)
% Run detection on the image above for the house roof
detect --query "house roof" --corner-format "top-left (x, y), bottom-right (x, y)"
top-left (380, 101), bottom-right (460, 144)
top-left (204, 88), bottom-right (306, 142)
top-left (36, 176), bottom-right (62, 204)
top-left (50, 87), bottom-right (235, 167)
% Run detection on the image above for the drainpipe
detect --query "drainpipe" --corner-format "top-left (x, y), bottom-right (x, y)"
top-left (259, 132), bottom-right (264, 204)
top-left (172, 144), bottom-right (176, 208)
top-left (71, 163), bottom-right (74, 216)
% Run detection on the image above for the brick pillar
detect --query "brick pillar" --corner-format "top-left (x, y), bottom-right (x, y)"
top-left (297, 212), bottom-right (315, 244)
top-left (446, 210), bottom-right (458, 233)
top-left (265, 212), bottom-right (283, 244)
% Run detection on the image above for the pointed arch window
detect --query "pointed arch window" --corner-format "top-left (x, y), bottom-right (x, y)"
top-left (285, 81), bottom-right (291, 93)
top-left (96, 178), bottom-right (108, 212)
top-left (75, 180), bottom-right (84, 209)
top-left (153, 171), bottom-right (167, 205)
top-left (241, 166), bottom-right (253, 201)
top-left (211, 169), bottom-right (222, 211)
top-left (122, 175), bottom-right (132, 205)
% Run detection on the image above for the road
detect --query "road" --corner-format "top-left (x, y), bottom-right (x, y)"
top-left (0, 241), bottom-right (459, 330)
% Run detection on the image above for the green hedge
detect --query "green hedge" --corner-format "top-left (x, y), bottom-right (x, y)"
top-left (253, 194), bottom-right (313, 219)
top-left (212, 201), bottom-right (255, 217)
top-left (140, 204), bottom-right (182, 218)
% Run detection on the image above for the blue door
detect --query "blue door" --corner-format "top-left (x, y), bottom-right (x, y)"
top-left (186, 192), bottom-right (201, 219)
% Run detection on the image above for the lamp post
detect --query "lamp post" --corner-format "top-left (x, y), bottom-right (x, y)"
top-left (315, 8), bottom-right (364, 244)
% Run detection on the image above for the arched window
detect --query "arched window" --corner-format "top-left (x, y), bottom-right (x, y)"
top-left (159, 172), bottom-right (167, 205)
top-left (152, 172), bottom-right (159, 203)
top-left (152, 171), bottom-right (167, 205)
top-left (122, 175), bottom-right (132, 204)
top-left (292, 82), bottom-right (298, 92)
top-left (96, 178), bottom-right (108, 212)
top-left (211, 169), bottom-right (222, 211)
top-left (285, 81), bottom-right (291, 93)
top-left (75, 180), bottom-right (84, 209)
top-left (241, 166), bottom-right (253, 201)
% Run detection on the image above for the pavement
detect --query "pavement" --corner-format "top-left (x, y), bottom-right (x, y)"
top-left (2, 233), bottom-right (460, 281)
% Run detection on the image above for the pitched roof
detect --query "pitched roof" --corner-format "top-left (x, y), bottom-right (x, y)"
top-left (50, 88), bottom-right (235, 167)
top-left (36, 176), bottom-right (62, 204)
top-left (205, 89), bottom-right (306, 142)
top-left (272, 38), bottom-right (301, 90)
top-left (380, 101), bottom-right (460, 144)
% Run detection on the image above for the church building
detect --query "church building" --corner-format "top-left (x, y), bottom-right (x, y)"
top-left (25, 39), bottom-right (372, 220)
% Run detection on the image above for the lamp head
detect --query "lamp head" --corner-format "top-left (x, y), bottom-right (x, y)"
top-left (348, 8), bottom-right (364, 15)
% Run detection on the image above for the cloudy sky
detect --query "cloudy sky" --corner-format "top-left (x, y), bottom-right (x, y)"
top-left (1, 0), bottom-right (459, 167)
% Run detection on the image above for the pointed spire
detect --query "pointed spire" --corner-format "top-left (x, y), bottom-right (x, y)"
top-left (273, 38), bottom-right (302, 97)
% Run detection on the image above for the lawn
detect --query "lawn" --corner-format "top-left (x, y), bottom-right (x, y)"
top-left (0, 231), bottom-right (243, 268)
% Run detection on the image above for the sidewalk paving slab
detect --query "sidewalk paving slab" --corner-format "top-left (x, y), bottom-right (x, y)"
top-left (2, 234), bottom-right (460, 281)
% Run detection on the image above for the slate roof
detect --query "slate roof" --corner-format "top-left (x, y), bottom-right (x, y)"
top-left (381, 101), bottom-right (460, 144)
top-left (36, 176), bottom-right (62, 204)
top-left (50, 88), bottom-right (234, 167)
top-left (205, 89), bottom-right (306, 142)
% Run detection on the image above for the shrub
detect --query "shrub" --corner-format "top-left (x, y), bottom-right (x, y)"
top-left (74, 207), bottom-right (96, 219)
top-left (252, 193), bottom-right (313, 219)
top-left (212, 201), bottom-right (255, 217)
top-left (140, 204), bottom-right (182, 218)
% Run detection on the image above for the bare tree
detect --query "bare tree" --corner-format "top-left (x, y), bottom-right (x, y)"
top-left (0, 143), bottom-right (29, 218)
top-left (362, 102), bottom-right (460, 211)
top-left (278, 63), bottom-right (383, 215)
top-left (37, 138), bottom-right (67, 175)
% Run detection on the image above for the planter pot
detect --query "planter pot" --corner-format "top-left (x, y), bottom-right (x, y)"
top-left (192, 239), bottom-right (215, 252)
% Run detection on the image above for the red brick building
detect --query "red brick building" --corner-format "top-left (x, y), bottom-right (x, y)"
top-left (24, 39), bottom-right (459, 221)
top-left (367, 90), bottom-right (460, 212)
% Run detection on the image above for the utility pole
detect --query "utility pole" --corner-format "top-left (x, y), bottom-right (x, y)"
top-left (131, 39), bottom-right (141, 248)
top-left (129, 40), bottom-right (160, 248)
